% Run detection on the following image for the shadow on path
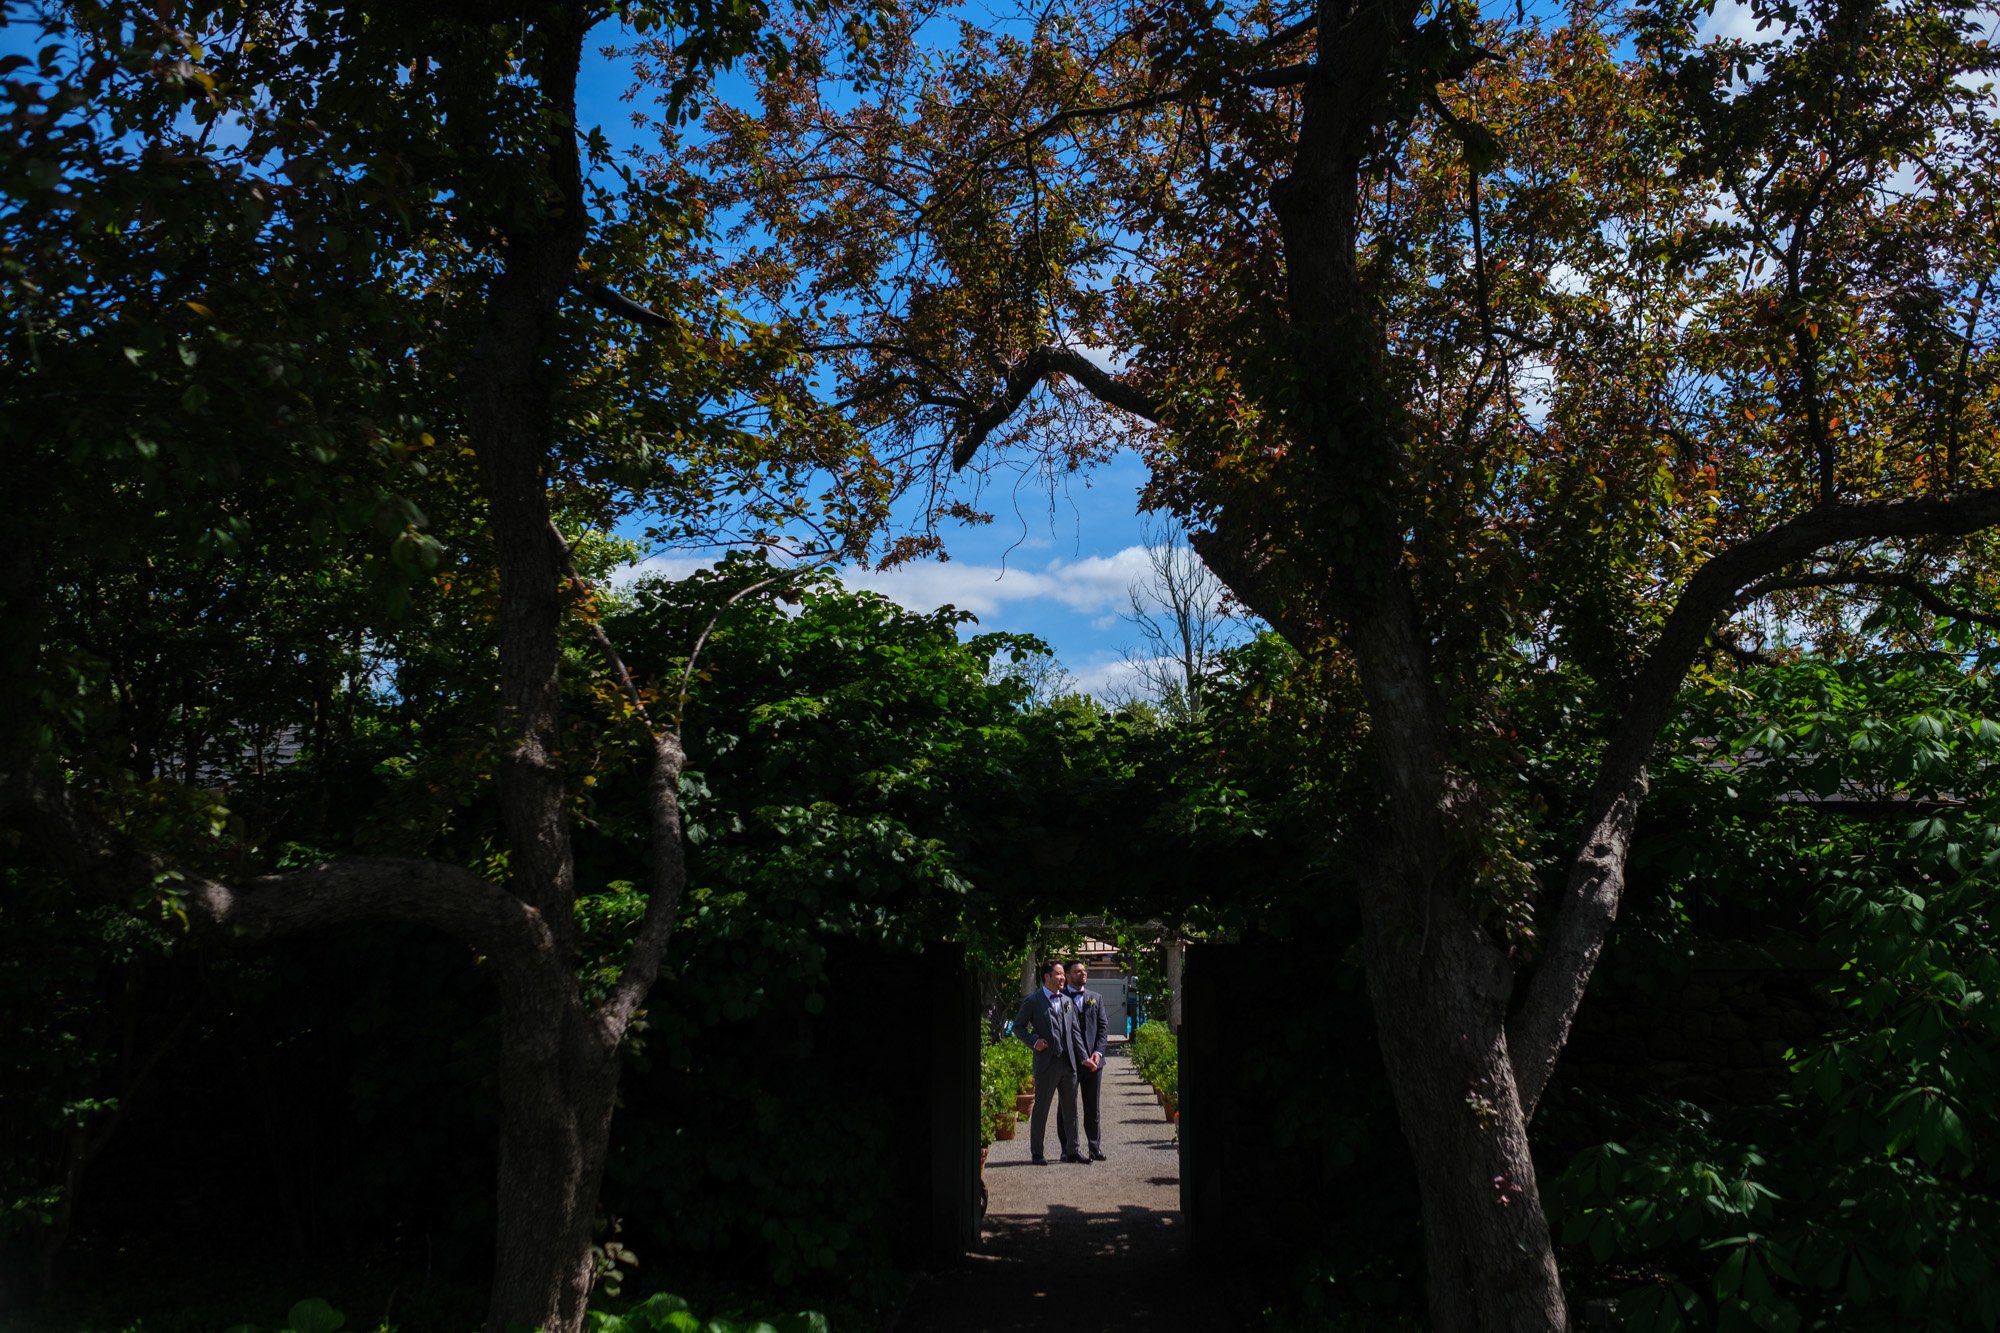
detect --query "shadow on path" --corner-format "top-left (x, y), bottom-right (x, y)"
top-left (892, 1041), bottom-right (1261, 1332)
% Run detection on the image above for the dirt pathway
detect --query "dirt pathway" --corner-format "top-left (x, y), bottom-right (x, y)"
top-left (892, 1039), bottom-right (1260, 1332)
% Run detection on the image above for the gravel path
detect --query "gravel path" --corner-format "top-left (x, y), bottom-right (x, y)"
top-left (892, 1039), bottom-right (1259, 1332)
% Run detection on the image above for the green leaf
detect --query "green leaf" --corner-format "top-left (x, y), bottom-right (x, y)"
top-left (1937, 1103), bottom-right (1972, 1163)
top-left (1739, 1249), bottom-right (1773, 1306)
top-left (1846, 1253), bottom-right (1874, 1302)
top-left (1916, 1102), bottom-right (1945, 1164)
top-left (285, 1299), bottom-right (344, 1333)
top-left (1716, 1245), bottom-right (1748, 1300)
top-left (774, 1315), bottom-right (829, 1333)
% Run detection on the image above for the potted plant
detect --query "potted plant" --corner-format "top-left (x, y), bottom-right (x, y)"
top-left (980, 1027), bottom-right (1030, 1145)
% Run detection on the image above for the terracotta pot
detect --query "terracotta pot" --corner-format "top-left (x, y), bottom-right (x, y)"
top-left (1162, 1095), bottom-right (1178, 1120)
top-left (993, 1115), bottom-right (1017, 1141)
top-left (1014, 1091), bottom-right (1036, 1115)
top-left (980, 1145), bottom-right (990, 1169)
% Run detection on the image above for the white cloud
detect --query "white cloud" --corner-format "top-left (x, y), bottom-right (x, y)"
top-left (1070, 655), bottom-right (1157, 698)
top-left (1545, 261), bottom-right (1590, 296)
top-left (838, 546), bottom-right (1157, 619)
top-left (612, 554), bottom-right (717, 585)
top-left (1074, 342), bottom-right (1130, 374)
top-left (608, 544), bottom-right (1244, 698)
top-left (1698, 0), bottom-right (1765, 44)
top-left (611, 546), bottom-right (1162, 618)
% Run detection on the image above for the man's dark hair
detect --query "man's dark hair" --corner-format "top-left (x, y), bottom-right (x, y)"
top-left (1040, 958), bottom-right (1066, 982)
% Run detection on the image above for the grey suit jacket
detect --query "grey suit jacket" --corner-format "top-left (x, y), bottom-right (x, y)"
top-left (1068, 987), bottom-right (1108, 1068)
top-left (1013, 987), bottom-right (1080, 1076)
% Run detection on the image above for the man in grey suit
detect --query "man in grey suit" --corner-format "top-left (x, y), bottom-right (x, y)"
top-left (1012, 959), bottom-right (1090, 1165)
top-left (1066, 960), bottom-right (1110, 1160)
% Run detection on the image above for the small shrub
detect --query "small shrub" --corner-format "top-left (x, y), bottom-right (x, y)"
top-left (1130, 1020), bottom-right (1177, 1098)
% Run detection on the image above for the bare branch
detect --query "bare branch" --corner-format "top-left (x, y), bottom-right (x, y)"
top-left (1119, 516), bottom-right (1242, 719)
top-left (675, 574), bottom-right (788, 721)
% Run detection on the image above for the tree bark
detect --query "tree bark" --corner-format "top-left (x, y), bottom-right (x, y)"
top-left (486, 962), bottom-right (622, 1333)
top-left (1359, 846), bottom-right (1567, 1332)
top-left (1336, 592), bottom-right (1573, 1329)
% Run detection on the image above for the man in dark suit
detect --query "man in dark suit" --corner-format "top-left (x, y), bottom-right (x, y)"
top-left (1012, 959), bottom-right (1089, 1165)
top-left (1064, 960), bottom-right (1112, 1160)
top-left (1067, 960), bottom-right (1110, 1161)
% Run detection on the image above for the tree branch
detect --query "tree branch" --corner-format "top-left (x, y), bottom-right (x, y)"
top-left (596, 727), bottom-right (688, 1042)
top-left (567, 552), bottom-right (800, 1043)
top-left (1774, 795), bottom-right (1967, 817)
top-left (1743, 569), bottom-right (2000, 630)
top-left (0, 757), bottom-right (545, 960)
top-left (187, 856), bottom-right (547, 958)
top-left (1710, 624), bottom-right (1781, 668)
top-left (1243, 62), bottom-right (1314, 88)
top-left (949, 344), bottom-right (1159, 468)
top-left (553, 524), bottom-right (652, 724)
top-left (572, 279), bottom-right (673, 329)
top-left (1510, 486), bottom-right (2000, 1116)
top-left (1258, 14), bottom-right (1320, 49)
top-left (801, 338), bottom-right (967, 389)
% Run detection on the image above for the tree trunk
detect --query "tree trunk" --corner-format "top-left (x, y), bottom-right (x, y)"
top-left (453, 14), bottom-right (612, 1329)
top-left (485, 961), bottom-right (621, 1333)
top-left (1359, 851), bottom-right (1569, 1332)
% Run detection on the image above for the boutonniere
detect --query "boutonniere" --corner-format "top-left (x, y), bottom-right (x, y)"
top-left (1086, 997), bottom-right (1098, 1008)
